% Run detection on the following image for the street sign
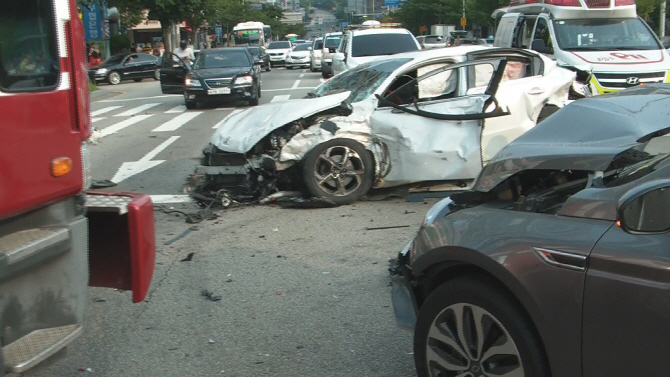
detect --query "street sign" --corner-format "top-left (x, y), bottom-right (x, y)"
top-left (82, 3), bottom-right (102, 40)
top-left (384, 0), bottom-right (400, 5)
top-left (215, 21), bottom-right (223, 46)
top-left (319, 18), bottom-right (323, 25)
top-left (461, 17), bottom-right (467, 27)
top-left (419, 25), bottom-right (427, 33)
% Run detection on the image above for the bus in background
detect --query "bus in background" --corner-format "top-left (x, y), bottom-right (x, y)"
top-left (264, 25), bottom-right (273, 43)
top-left (233, 21), bottom-right (267, 49)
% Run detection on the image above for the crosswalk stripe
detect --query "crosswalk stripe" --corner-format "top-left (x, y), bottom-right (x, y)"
top-left (213, 109), bottom-right (244, 129)
top-left (115, 103), bottom-right (160, 117)
top-left (91, 117), bottom-right (106, 123)
top-left (150, 195), bottom-right (193, 204)
top-left (165, 105), bottom-right (186, 113)
top-left (100, 114), bottom-right (153, 137)
top-left (91, 106), bottom-right (122, 116)
top-left (271, 95), bottom-right (291, 103)
top-left (152, 112), bottom-right (202, 132)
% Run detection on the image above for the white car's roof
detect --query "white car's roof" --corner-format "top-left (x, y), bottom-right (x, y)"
top-left (324, 32), bottom-right (342, 37)
top-left (349, 28), bottom-right (414, 36)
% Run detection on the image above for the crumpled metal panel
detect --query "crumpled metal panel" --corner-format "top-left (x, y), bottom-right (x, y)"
top-left (473, 84), bottom-right (670, 193)
top-left (210, 91), bottom-right (351, 153)
top-left (278, 99), bottom-right (376, 170)
top-left (476, 56), bottom-right (575, 163)
top-left (369, 96), bottom-right (486, 187)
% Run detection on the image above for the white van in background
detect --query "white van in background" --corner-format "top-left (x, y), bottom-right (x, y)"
top-left (493, 0), bottom-right (670, 94)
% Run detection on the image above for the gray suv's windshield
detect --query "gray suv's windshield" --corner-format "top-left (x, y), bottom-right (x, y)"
top-left (553, 18), bottom-right (662, 51)
top-left (311, 58), bottom-right (412, 102)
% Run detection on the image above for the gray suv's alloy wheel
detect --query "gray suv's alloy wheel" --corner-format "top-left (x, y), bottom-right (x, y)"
top-left (414, 277), bottom-right (549, 377)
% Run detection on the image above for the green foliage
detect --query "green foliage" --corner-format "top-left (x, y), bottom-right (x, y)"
top-left (109, 33), bottom-right (131, 54)
top-left (395, 0), bottom-right (512, 35)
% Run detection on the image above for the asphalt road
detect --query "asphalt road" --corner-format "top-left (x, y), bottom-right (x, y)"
top-left (32, 65), bottom-right (430, 377)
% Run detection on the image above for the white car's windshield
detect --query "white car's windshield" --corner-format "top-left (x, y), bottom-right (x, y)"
top-left (553, 18), bottom-right (661, 51)
top-left (324, 37), bottom-right (341, 49)
top-left (268, 41), bottom-right (291, 49)
top-left (351, 34), bottom-right (419, 57)
top-left (310, 58), bottom-right (412, 102)
top-left (293, 44), bottom-right (311, 52)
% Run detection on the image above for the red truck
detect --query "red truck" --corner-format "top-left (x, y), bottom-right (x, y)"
top-left (0, 1), bottom-right (156, 374)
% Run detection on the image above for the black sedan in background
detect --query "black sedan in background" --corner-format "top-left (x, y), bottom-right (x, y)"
top-left (245, 46), bottom-right (271, 72)
top-left (159, 47), bottom-right (262, 109)
top-left (88, 52), bottom-right (159, 85)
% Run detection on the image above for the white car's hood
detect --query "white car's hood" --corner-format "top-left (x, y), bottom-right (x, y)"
top-left (268, 48), bottom-right (291, 54)
top-left (289, 51), bottom-right (310, 58)
top-left (211, 91), bottom-right (352, 153)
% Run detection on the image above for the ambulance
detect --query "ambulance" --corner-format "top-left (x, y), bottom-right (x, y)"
top-left (493, 0), bottom-right (670, 94)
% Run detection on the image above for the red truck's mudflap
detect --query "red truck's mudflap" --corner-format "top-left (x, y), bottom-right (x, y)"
top-left (86, 191), bottom-right (156, 303)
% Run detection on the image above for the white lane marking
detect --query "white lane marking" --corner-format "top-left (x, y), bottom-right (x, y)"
top-left (165, 105), bottom-right (186, 113)
top-left (271, 95), bottom-right (291, 102)
top-left (152, 112), bottom-right (203, 132)
top-left (299, 73), bottom-right (305, 78)
top-left (111, 136), bottom-right (180, 183)
top-left (91, 117), bottom-right (106, 123)
top-left (99, 95), bottom-right (181, 103)
top-left (263, 87), bottom-right (316, 92)
top-left (151, 195), bottom-right (193, 204)
top-left (213, 109), bottom-right (244, 129)
top-left (292, 80), bottom-right (301, 89)
top-left (91, 106), bottom-right (122, 116)
top-left (100, 114), bottom-right (152, 137)
top-left (215, 107), bottom-right (236, 111)
top-left (320, 78), bottom-right (326, 83)
top-left (115, 103), bottom-right (160, 117)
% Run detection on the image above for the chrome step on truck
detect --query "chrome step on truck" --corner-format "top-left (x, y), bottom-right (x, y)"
top-left (0, 192), bottom-right (156, 375)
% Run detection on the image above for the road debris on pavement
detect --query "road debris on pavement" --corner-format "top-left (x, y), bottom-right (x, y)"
top-left (201, 289), bottom-right (222, 302)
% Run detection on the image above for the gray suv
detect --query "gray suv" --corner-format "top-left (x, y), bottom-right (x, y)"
top-left (390, 84), bottom-right (670, 377)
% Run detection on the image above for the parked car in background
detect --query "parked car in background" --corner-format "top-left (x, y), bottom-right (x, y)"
top-left (286, 43), bottom-right (312, 69)
top-left (291, 39), bottom-right (307, 46)
top-left (245, 45), bottom-right (271, 72)
top-left (310, 37), bottom-right (324, 71)
top-left (88, 52), bottom-right (159, 85)
top-left (198, 46), bottom-right (575, 205)
top-left (320, 32), bottom-right (343, 78)
top-left (159, 47), bottom-right (262, 109)
top-left (267, 41), bottom-right (293, 67)
top-left (419, 35), bottom-right (448, 50)
top-left (331, 27), bottom-right (421, 76)
top-left (390, 84), bottom-right (670, 377)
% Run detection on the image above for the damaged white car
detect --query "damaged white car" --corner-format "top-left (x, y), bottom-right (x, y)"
top-left (198, 46), bottom-right (577, 205)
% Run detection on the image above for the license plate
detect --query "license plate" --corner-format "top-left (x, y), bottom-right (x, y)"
top-left (208, 88), bottom-right (231, 95)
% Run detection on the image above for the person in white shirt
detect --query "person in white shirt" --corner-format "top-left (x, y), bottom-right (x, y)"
top-left (173, 40), bottom-right (195, 64)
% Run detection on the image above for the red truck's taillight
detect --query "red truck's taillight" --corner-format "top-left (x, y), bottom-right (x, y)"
top-left (65, 7), bottom-right (91, 140)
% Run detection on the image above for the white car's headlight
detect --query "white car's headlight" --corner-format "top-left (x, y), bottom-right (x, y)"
top-left (185, 78), bottom-right (201, 87)
top-left (95, 68), bottom-right (108, 74)
top-left (234, 75), bottom-right (253, 85)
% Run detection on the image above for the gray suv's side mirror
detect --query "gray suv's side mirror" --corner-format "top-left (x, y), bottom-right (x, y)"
top-left (620, 184), bottom-right (670, 233)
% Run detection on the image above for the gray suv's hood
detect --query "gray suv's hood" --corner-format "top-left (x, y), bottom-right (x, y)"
top-left (210, 91), bottom-right (351, 153)
top-left (474, 84), bottom-right (670, 192)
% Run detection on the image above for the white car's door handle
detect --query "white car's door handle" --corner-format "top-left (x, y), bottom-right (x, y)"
top-left (528, 87), bottom-right (545, 95)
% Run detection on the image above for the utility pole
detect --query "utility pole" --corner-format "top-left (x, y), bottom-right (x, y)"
top-left (462, 0), bottom-right (466, 30)
top-left (661, 0), bottom-right (667, 37)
